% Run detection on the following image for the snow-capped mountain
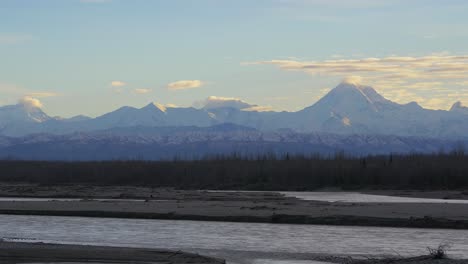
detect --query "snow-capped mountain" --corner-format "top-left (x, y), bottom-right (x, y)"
top-left (0, 125), bottom-right (463, 160)
top-left (0, 81), bottom-right (467, 139)
top-left (0, 101), bottom-right (51, 124)
top-left (295, 82), bottom-right (468, 138)
top-left (0, 101), bottom-right (52, 136)
top-left (84, 103), bottom-right (215, 130)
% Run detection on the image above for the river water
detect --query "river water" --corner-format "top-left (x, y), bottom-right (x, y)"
top-left (1, 192), bottom-right (467, 204)
top-left (281, 192), bottom-right (468, 204)
top-left (1, 214), bottom-right (468, 264)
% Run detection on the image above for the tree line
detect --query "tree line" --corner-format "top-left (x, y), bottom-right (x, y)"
top-left (0, 151), bottom-right (467, 190)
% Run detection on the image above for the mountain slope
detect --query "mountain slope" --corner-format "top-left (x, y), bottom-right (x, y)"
top-left (0, 81), bottom-right (467, 139)
top-left (295, 81), bottom-right (467, 137)
top-left (0, 125), bottom-right (463, 160)
top-left (450, 101), bottom-right (468, 115)
top-left (0, 102), bottom-right (52, 136)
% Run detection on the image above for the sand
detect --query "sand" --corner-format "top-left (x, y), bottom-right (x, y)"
top-left (0, 241), bottom-right (225, 263)
top-left (0, 185), bottom-right (468, 229)
top-left (2, 242), bottom-right (467, 264)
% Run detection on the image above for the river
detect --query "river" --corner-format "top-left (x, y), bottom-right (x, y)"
top-left (1, 214), bottom-right (468, 264)
top-left (281, 192), bottom-right (468, 204)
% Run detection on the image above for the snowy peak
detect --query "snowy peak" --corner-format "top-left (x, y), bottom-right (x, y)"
top-left (1, 81), bottom-right (468, 139)
top-left (0, 103), bottom-right (51, 124)
top-left (307, 82), bottom-right (392, 116)
top-left (22, 106), bottom-right (51, 123)
top-left (142, 102), bottom-right (169, 113)
top-left (333, 81), bottom-right (389, 105)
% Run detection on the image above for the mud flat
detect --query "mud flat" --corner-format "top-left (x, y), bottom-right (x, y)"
top-left (0, 241), bottom-right (225, 263)
top-left (1, 184), bottom-right (468, 229)
top-left (1, 188), bottom-right (468, 229)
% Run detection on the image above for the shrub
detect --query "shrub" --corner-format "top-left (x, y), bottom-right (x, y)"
top-left (427, 244), bottom-right (451, 259)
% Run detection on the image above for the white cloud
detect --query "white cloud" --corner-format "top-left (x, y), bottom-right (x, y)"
top-left (249, 54), bottom-right (468, 110)
top-left (111, 81), bottom-right (126, 87)
top-left (249, 55), bottom-right (468, 80)
top-left (0, 83), bottom-right (58, 106)
top-left (167, 80), bottom-right (204, 91)
top-left (18, 96), bottom-right (43, 109)
top-left (342, 76), bottom-right (363, 86)
top-left (195, 96), bottom-right (253, 109)
top-left (414, 98), bottom-right (448, 110)
top-left (134, 88), bottom-right (152, 94)
top-left (27, 92), bottom-right (59, 98)
top-left (194, 96), bottom-right (272, 112)
top-left (242, 105), bottom-right (274, 112)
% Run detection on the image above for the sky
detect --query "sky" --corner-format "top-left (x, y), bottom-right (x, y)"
top-left (1, 0), bottom-right (468, 117)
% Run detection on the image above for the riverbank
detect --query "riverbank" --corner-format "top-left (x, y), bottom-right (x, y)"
top-left (1, 242), bottom-right (467, 264)
top-left (349, 256), bottom-right (468, 264)
top-left (1, 184), bottom-right (467, 201)
top-left (363, 190), bottom-right (468, 200)
top-left (1, 186), bottom-right (468, 229)
top-left (0, 241), bottom-right (225, 263)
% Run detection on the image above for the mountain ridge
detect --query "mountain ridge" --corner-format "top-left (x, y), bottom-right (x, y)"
top-left (0, 124), bottom-right (464, 160)
top-left (1, 81), bottom-right (467, 139)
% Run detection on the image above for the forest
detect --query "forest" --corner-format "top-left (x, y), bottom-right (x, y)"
top-left (0, 151), bottom-right (467, 190)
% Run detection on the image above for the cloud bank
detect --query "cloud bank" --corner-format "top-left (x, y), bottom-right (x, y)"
top-left (250, 55), bottom-right (468, 80)
top-left (167, 80), bottom-right (204, 91)
top-left (27, 92), bottom-right (59, 98)
top-left (19, 96), bottom-right (43, 109)
top-left (195, 96), bottom-right (272, 112)
top-left (111, 81), bottom-right (126, 87)
top-left (249, 54), bottom-right (468, 109)
top-left (134, 88), bottom-right (152, 94)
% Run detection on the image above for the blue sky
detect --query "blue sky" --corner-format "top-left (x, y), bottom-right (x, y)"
top-left (1, 0), bottom-right (468, 117)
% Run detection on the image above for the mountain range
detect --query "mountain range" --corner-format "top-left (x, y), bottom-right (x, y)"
top-left (1, 81), bottom-right (467, 160)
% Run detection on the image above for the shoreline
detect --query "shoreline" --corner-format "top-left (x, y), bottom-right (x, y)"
top-left (1, 185), bottom-right (468, 229)
top-left (1, 242), bottom-right (467, 264)
top-left (362, 190), bottom-right (468, 200)
top-left (1, 207), bottom-right (468, 230)
top-left (0, 241), bottom-right (225, 263)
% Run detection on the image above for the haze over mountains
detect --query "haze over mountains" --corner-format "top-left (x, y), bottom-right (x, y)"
top-left (1, 81), bottom-right (467, 160)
